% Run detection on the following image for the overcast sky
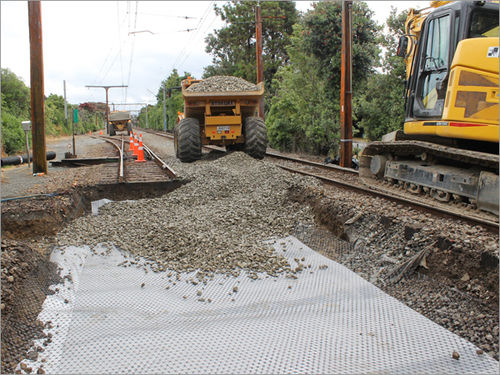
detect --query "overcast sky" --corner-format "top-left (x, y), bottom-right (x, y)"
top-left (1, 1), bottom-right (429, 112)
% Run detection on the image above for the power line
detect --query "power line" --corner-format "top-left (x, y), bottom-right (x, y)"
top-left (125, 1), bottom-right (138, 102)
top-left (170, 1), bottom-right (213, 74)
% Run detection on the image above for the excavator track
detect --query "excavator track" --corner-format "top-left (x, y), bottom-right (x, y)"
top-left (360, 140), bottom-right (499, 219)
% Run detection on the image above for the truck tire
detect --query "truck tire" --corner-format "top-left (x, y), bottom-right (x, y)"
top-left (109, 124), bottom-right (116, 136)
top-left (177, 117), bottom-right (201, 162)
top-left (243, 116), bottom-right (267, 159)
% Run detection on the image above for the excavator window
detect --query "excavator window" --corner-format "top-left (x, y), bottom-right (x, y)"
top-left (419, 14), bottom-right (451, 111)
top-left (469, 9), bottom-right (499, 38)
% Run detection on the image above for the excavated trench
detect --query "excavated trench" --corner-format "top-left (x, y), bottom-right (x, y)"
top-left (1, 179), bottom-right (498, 373)
top-left (1, 180), bottom-right (186, 374)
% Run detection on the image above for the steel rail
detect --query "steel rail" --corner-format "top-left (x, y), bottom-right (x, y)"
top-left (266, 151), bottom-right (358, 175)
top-left (139, 128), bottom-right (498, 228)
top-left (142, 144), bottom-right (178, 179)
top-left (91, 135), bottom-right (125, 182)
top-left (96, 133), bottom-right (177, 179)
top-left (278, 165), bottom-right (498, 230)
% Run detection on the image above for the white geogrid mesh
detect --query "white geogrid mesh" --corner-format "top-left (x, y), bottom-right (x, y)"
top-left (19, 237), bottom-right (499, 374)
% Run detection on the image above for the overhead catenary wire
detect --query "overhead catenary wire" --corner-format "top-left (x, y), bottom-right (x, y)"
top-left (170, 1), bottom-right (214, 74)
top-left (117, 1), bottom-right (125, 102)
top-left (125, 1), bottom-right (138, 103)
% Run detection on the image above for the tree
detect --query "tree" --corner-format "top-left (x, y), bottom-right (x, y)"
top-left (267, 23), bottom-right (338, 154)
top-left (302, 1), bottom-right (381, 101)
top-left (1, 69), bottom-right (30, 154)
top-left (356, 8), bottom-right (407, 140)
top-left (1, 68), bottom-right (30, 118)
top-left (138, 69), bottom-right (189, 131)
top-left (266, 1), bottom-right (381, 156)
top-left (204, 0), bottom-right (298, 101)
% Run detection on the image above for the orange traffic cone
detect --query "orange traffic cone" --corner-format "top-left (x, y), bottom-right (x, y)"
top-left (129, 132), bottom-right (134, 151)
top-left (89, 131), bottom-right (92, 135)
top-left (99, 130), bottom-right (103, 135)
top-left (135, 134), bottom-right (146, 163)
top-left (132, 133), bottom-right (138, 156)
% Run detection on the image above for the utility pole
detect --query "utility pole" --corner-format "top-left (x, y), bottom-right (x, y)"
top-left (85, 85), bottom-right (127, 134)
top-left (63, 80), bottom-right (68, 130)
top-left (340, 0), bottom-right (353, 168)
top-left (162, 84), bottom-right (167, 131)
top-left (28, 1), bottom-right (47, 174)
top-left (146, 105), bottom-right (149, 129)
top-left (255, 3), bottom-right (264, 119)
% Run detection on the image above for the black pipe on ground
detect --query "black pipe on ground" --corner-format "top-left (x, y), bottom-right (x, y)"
top-left (1, 151), bottom-right (56, 167)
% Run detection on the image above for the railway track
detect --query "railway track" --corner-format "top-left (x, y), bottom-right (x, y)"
top-left (92, 134), bottom-right (177, 184)
top-left (139, 128), bottom-right (499, 229)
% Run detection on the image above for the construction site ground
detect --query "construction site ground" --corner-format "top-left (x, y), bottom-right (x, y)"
top-left (1, 133), bottom-right (498, 374)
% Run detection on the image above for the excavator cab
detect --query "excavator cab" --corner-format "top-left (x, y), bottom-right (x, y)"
top-left (360, 1), bottom-right (499, 216)
top-left (404, 1), bottom-right (499, 134)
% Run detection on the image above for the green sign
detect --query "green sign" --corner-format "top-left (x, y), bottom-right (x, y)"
top-left (73, 109), bottom-right (79, 123)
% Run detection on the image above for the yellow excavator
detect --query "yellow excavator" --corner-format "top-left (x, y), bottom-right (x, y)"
top-left (360, 1), bottom-right (499, 215)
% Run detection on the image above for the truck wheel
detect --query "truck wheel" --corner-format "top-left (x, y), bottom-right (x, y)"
top-left (173, 124), bottom-right (180, 158)
top-left (109, 124), bottom-right (116, 136)
top-left (177, 117), bottom-right (201, 162)
top-left (244, 116), bottom-right (267, 159)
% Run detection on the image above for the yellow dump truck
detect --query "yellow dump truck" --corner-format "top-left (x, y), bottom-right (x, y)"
top-left (174, 76), bottom-right (267, 162)
top-left (108, 111), bottom-right (132, 136)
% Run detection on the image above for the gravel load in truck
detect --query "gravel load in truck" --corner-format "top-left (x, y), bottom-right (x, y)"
top-left (185, 75), bottom-right (258, 93)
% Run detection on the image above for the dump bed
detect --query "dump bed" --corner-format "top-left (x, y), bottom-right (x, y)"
top-left (182, 81), bottom-right (264, 119)
top-left (109, 111), bottom-right (131, 122)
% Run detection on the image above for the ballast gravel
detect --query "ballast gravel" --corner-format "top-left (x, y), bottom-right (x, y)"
top-left (186, 75), bottom-right (258, 93)
top-left (56, 152), bottom-right (319, 279)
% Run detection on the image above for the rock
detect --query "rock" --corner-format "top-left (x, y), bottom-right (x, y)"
top-left (186, 76), bottom-right (258, 93)
top-left (452, 351), bottom-right (460, 360)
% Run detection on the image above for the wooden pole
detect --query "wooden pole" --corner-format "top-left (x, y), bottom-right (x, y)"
top-left (340, 0), bottom-right (353, 168)
top-left (28, 0), bottom-right (47, 174)
top-left (255, 4), bottom-right (264, 119)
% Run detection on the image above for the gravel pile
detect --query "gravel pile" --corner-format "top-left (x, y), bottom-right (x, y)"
top-left (1, 240), bottom-right (59, 374)
top-left (186, 76), bottom-right (258, 93)
top-left (56, 152), bottom-right (319, 279)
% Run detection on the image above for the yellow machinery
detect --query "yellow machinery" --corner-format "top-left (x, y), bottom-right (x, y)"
top-left (108, 111), bottom-right (132, 136)
top-left (174, 77), bottom-right (267, 162)
top-left (360, 1), bottom-right (499, 215)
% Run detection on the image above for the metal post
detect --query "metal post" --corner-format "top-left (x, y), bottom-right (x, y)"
top-left (162, 85), bottom-right (167, 131)
top-left (63, 80), bottom-right (68, 128)
top-left (105, 87), bottom-right (110, 133)
top-left (340, 0), bottom-right (353, 168)
top-left (255, 4), bottom-right (264, 119)
top-left (28, 1), bottom-right (47, 174)
top-left (146, 105), bottom-right (149, 129)
top-left (85, 85), bottom-right (127, 134)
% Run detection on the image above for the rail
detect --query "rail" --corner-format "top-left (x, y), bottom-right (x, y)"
top-left (91, 135), bottom-right (125, 182)
top-left (136, 128), bottom-right (498, 229)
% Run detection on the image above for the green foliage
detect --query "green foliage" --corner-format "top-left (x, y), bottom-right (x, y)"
top-left (1, 110), bottom-right (26, 154)
top-left (266, 2), bottom-right (381, 155)
top-left (204, 0), bottom-right (298, 102)
top-left (138, 69), bottom-right (188, 131)
top-left (1, 69), bottom-right (30, 155)
top-left (302, 1), bottom-right (381, 100)
top-left (1, 68), bottom-right (103, 155)
top-left (267, 23), bottom-right (338, 154)
top-left (1, 68), bottom-right (30, 117)
top-left (356, 7), bottom-right (408, 140)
